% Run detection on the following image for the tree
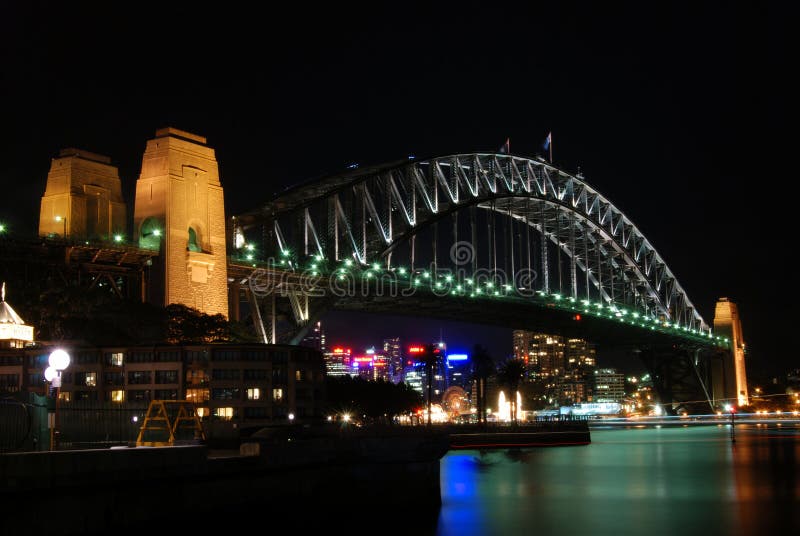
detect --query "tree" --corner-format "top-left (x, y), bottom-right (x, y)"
top-left (166, 303), bottom-right (230, 344)
top-left (471, 344), bottom-right (496, 425)
top-left (497, 358), bottom-right (526, 424)
top-left (324, 376), bottom-right (423, 423)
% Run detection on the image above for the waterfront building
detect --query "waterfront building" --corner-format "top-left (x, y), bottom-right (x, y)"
top-left (0, 284), bottom-right (33, 350)
top-left (593, 368), bottom-right (625, 402)
top-left (0, 343), bottom-right (325, 428)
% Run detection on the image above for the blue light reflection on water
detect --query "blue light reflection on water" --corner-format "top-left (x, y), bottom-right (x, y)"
top-left (437, 424), bottom-right (800, 536)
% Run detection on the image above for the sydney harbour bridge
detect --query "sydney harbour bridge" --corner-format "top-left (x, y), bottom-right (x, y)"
top-left (226, 152), bottom-right (733, 414)
top-left (6, 132), bottom-right (742, 414)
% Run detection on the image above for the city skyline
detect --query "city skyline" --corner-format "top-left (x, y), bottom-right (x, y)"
top-left (1, 3), bottom-right (793, 376)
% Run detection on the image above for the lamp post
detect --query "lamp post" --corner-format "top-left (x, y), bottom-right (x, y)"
top-left (724, 403), bottom-right (736, 443)
top-left (45, 349), bottom-right (70, 450)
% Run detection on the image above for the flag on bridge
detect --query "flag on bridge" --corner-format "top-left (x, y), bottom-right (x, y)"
top-left (499, 138), bottom-right (510, 154)
top-left (542, 132), bottom-right (552, 162)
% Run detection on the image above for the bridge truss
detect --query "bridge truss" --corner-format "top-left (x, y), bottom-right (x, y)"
top-left (230, 153), bottom-right (730, 412)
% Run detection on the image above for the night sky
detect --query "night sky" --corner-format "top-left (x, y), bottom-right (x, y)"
top-left (1, 2), bottom-right (794, 376)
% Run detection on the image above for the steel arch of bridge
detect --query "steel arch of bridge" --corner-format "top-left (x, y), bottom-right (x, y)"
top-left (234, 153), bottom-right (715, 341)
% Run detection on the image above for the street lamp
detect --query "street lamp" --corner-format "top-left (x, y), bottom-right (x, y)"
top-left (45, 349), bottom-right (70, 450)
top-left (724, 403), bottom-right (736, 442)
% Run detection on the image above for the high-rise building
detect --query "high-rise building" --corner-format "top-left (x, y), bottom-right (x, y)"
top-left (512, 330), bottom-right (597, 406)
top-left (383, 337), bottom-right (402, 383)
top-left (322, 346), bottom-right (352, 377)
top-left (302, 321), bottom-right (325, 353)
top-left (446, 352), bottom-right (471, 390)
top-left (593, 368), bottom-right (625, 402)
top-left (529, 333), bottom-right (566, 380)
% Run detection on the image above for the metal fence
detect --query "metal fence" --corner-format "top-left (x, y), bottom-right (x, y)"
top-left (56, 401), bottom-right (151, 449)
top-left (0, 393), bottom-right (48, 452)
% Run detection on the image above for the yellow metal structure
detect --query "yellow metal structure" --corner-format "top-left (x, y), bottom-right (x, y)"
top-left (135, 400), bottom-right (206, 447)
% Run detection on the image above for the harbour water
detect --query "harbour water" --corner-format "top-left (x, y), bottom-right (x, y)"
top-left (435, 423), bottom-right (800, 536)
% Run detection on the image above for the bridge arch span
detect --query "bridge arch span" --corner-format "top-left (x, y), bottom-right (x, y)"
top-left (235, 153), bottom-right (710, 334)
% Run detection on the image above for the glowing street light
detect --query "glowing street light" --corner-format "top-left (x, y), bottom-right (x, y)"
top-left (46, 349), bottom-right (70, 450)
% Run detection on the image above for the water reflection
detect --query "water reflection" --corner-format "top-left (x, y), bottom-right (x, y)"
top-left (438, 424), bottom-right (800, 536)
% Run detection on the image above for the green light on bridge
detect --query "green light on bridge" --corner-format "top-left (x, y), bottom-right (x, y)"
top-left (345, 259), bottom-right (353, 267)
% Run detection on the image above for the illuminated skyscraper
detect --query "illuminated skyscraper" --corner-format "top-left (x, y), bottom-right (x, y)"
top-left (383, 337), bottom-right (402, 383)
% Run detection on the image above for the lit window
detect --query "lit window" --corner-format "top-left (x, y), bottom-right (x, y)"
top-left (110, 390), bottom-right (124, 402)
top-left (295, 370), bottom-right (303, 381)
top-left (186, 388), bottom-right (210, 402)
top-left (110, 353), bottom-right (124, 366)
top-left (196, 407), bottom-right (208, 418)
top-left (273, 388), bottom-right (284, 402)
top-left (58, 391), bottom-right (71, 402)
top-left (247, 388), bottom-right (260, 400)
top-left (214, 407), bottom-right (233, 420)
top-left (85, 372), bottom-right (97, 387)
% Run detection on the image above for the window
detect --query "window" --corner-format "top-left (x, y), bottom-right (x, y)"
top-left (244, 407), bottom-right (267, 419)
top-left (75, 390), bottom-right (98, 401)
top-left (155, 370), bottom-right (178, 384)
top-left (185, 351), bottom-right (208, 364)
top-left (295, 370), bottom-right (303, 382)
top-left (188, 227), bottom-right (202, 252)
top-left (186, 388), bottom-right (210, 403)
top-left (129, 351), bottom-right (153, 363)
top-left (186, 369), bottom-right (208, 385)
top-left (213, 350), bottom-right (238, 362)
top-left (58, 391), bottom-right (71, 402)
top-left (272, 366), bottom-right (287, 383)
top-left (128, 390), bottom-right (151, 401)
top-left (246, 388), bottom-right (260, 400)
top-left (211, 369), bottom-right (240, 380)
top-left (103, 372), bottom-right (124, 386)
top-left (212, 387), bottom-right (240, 400)
top-left (105, 352), bottom-right (124, 366)
top-left (155, 351), bottom-right (180, 362)
top-left (155, 389), bottom-right (178, 400)
top-left (244, 369), bottom-right (268, 380)
top-left (273, 388), bottom-right (284, 402)
top-left (79, 372), bottom-right (97, 387)
top-left (242, 350), bottom-right (266, 361)
top-left (213, 407), bottom-right (234, 420)
top-left (128, 371), bottom-right (152, 385)
top-left (110, 390), bottom-right (125, 402)
top-left (0, 374), bottom-right (20, 391)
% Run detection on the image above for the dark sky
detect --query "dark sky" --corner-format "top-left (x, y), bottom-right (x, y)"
top-left (0, 2), bottom-right (794, 376)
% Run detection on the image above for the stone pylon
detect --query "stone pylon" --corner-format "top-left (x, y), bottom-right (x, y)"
top-left (133, 127), bottom-right (228, 317)
top-left (713, 297), bottom-right (748, 406)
